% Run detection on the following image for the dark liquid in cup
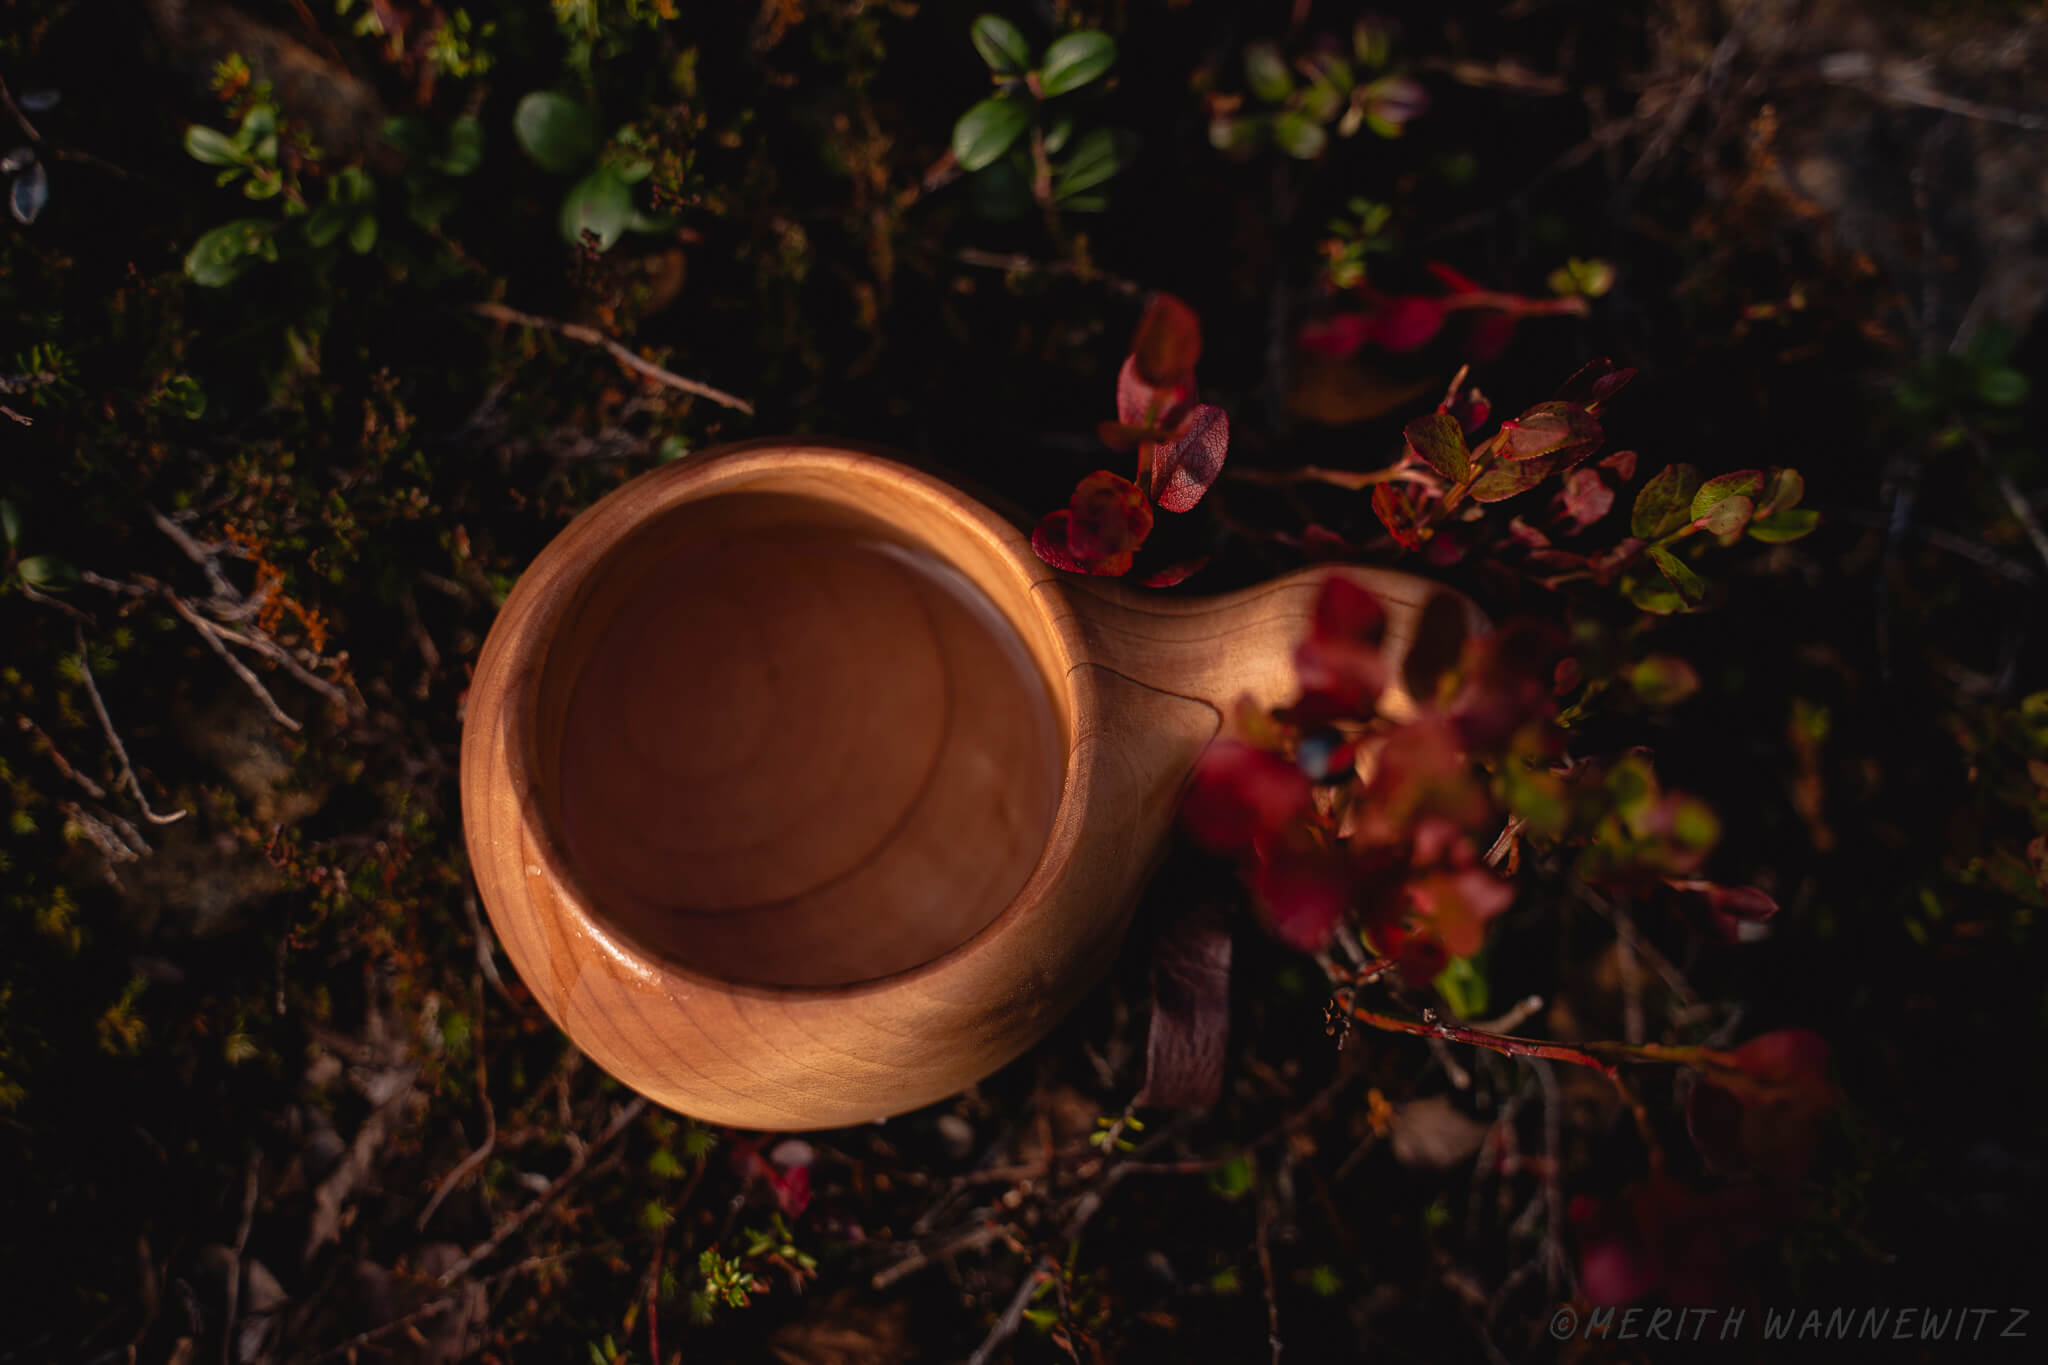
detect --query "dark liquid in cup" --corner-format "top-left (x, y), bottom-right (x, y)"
top-left (556, 522), bottom-right (1065, 987)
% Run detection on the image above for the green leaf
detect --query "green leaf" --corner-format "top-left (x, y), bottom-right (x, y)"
top-left (1694, 493), bottom-right (1753, 539)
top-left (515, 91), bottom-right (601, 174)
top-left (439, 114), bottom-right (485, 176)
top-left (1647, 545), bottom-right (1706, 605)
top-left (183, 219), bottom-right (273, 287)
top-left (1042, 115), bottom-right (1075, 155)
top-left (1038, 31), bottom-right (1116, 95)
top-left (348, 212), bottom-right (378, 254)
top-left (1979, 366), bottom-right (2029, 407)
top-left (1244, 41), bottom-right (1293, 102)
top-left (1690, 469), bottom-right (1763, 521)
top-left (1631, 462), bottom-right (1701, 540)
top-left (1467, 453), bottom-right (1559, 503)
top-left (1404, 411), bottom-right (1469, 481)
top-left (951, 95), bottom-right (1030, 172)
top-left (184, 125), bottom-right (242, 166)
top-left (1433, 953), bottom-right (1489, 1020)
top-left (1059, 192), bottom-right (1108, 212)
top-left (971, 14), bottom-right (1032, 75)
top-left (1747, 507), bottom-right (1820, 543)
top-left (1756, 467), bottom-right (1804, 517)
top-left (0, 499), bottom-right (19, 547)
top-left (16, 555), bottom-right (79, 590)
top-left (1207, 1153), bottom-right (1255, 1200)
top-left (1052, 127), bottom-right (1122, 199)
top-left (1300, 76), bottom-right (1343, 123)
top-left (1272, 109), bottom-right (1328, 159)
top-left (304, 201), bottom-right (351, 248)
top-left (560, 167), bottom-right (634, 250)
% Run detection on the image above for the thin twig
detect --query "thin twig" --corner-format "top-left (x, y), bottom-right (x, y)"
top-left (18, 713), bottom-right (108, 798)
top-left (870, 1219), bottom-right (1007, 1290)
top-left (219, 1152), bottom-right (262, 1365)
top-left (161, 595), bottom-right (303, 730)
top-left (1254, 1183), bottom-right (1283, 1365)
top-left (417, 977), bottom-right (497, 1232)
top-left (310, 1245), bottom-right (619, 1362)
top-left (1348, 1003), bottom-right (1666, 1164)
top-left (471, 302), bottom-right (754, 414)
top-left (0, 72), bottom-right (41, 142)
top-left (966, 1258), bottom-right (1052, 1365)
top-left (464, 892), bottom-right (514, 1005)
top-left (73, 627), bottom-right (187, 824)
top-left (150, 508), bottom-right (238, 603)
top-left (1970, 431), bottom-right (2048, 576)
top-left (953, 247), bottom-right (1141, 296)
top-left (437, 1095), bottom-right (650, 1287)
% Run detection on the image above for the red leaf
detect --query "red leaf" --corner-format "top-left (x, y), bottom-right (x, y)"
top-left (1138, 555), bottom-right (1210, 587)
top-left (1666, 879), bottom-right (1779, 920)
top-left (1132, 291), bottom-right (1203, 386)
top-left (1066, 470), bottom-right (1154, 569)
top-left (1552, 466), bottom-right (1614, 534)
top-left (1599, 448), bottom-right (1639, 481)
top-left (1031, 510), bottom-right (1089, 572)
top-left (1356, 713), bottom-right (1490, 842)
top-left (1364, 294), bottom-right (1448, 351)
top-left (1297, 313), bottom-right (1373, 357)
top-left (1289, 576), bottom-right (1390, 722)
top-left (1496, 400), bottom-right (1602, 463)
top-left (768, 1163), bottom-right (813, 1218)
top-left (1441, 384), bottom-right (1491, 435)
top-left (1147, 403), bottom-right (1230, 513)
top-left (1554, 357), bottom-right (1635, 408)
top-left (1252, 838), bottom-right (1354, 951)
top-left (1447, 618), bottom-right (1565, 750)
top-left (1423, 260), bottom-right (1485, 295)
top-left (1135, 907), bottom-right (1232, 1108)
top-left (1371, 480), bottom-right (1430, 549)
top-left (1466, 312), bottom-right (1518, 363)
top-left (1688, 1030), bottom-right (1835, 1183)
top-left (1117, 353), bottom-right (1194, 429)
top-left (1404, 864), bottom-right (1514, 958)
top-left (1181, 741), bottom-right (1314, 852)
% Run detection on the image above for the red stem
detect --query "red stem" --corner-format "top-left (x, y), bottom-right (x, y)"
top-left (1347, 1003), bottom-right (1679, 1169)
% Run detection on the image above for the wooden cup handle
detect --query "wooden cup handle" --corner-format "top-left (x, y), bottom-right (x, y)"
top-left (1056, 563), bottom-right (1490, 728)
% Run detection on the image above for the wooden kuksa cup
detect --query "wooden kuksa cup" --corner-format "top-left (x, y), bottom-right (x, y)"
top-left (460, 440), bottom-right (1484, 1129)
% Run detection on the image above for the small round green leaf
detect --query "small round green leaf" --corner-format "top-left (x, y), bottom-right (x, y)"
top-left (184, 125), bottom-right (242, 167)
top-left (971, 15), bottom-right (1032, 75)
top-left (1244, 42), bottom-right (1292, 102)
top-left (304, 201), bottom-right (351, 248)
top-left (1690, 469), bottom-right (1763, 521)
top-left (1039, 31), bottom-right (1116, 96)
top-left (16, 554), bottom-right (79, 590)
top-left (1272, 110), bottom-right (1328, 159)
top-left (1052, 127), bottom-right (1123, 199)
top-left (1746, 508), bottom-right (1820, 543)
top-left (515, 92), bottom-right (602, 174)
top-left (184, 219), bottom-right (274, 288)
top-left (1631, 462), bottom-right (1701, 540)
top-left (560, 167), bottom-right (634, 250)
top-left (1647, 544), bottom-right (1707, 606)
top-left (348, 212), bottom-right (378, 254)
top-left (1979, 367), bottom-right (2029, 407)
top-left (951, 95), bottom-right (1030, 172)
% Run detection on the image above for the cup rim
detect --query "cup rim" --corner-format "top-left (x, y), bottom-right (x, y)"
top-left (471, 438), bottom-right (1102, 1003)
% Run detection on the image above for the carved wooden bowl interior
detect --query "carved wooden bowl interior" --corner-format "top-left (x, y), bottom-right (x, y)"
top-left (542, 490), bottom-right (1065, 987)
